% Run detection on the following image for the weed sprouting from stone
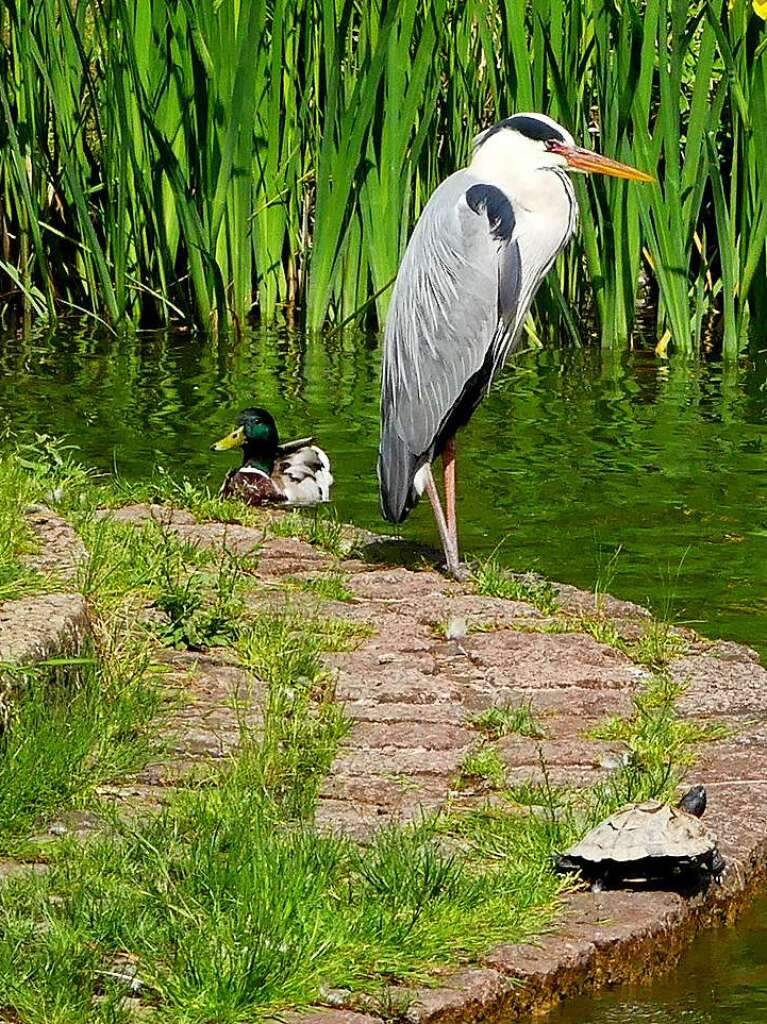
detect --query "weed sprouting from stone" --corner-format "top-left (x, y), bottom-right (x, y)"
top-left (471, 703), bottom-right (545, 740)
top-left (459, 746), bottom-right (508, 790)
top-left (628, 621), bottom-right (690, 668)
top-left (472, 558), bottom-right (559, 615)
top-left (152, 537), bottom-right (249, 650)
top-left (285, 572), bottom-right (356, 603)
top-left (573, 614), bottom-right (624, 649)
top-left (591, 672), bottom-right (728, 775)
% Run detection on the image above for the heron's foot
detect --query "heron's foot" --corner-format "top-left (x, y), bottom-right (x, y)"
top-left (443, 560), bottom-right (471, 583)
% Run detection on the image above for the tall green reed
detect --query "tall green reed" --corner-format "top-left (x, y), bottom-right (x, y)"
top-left (0, 0), bottom-right (764, 354)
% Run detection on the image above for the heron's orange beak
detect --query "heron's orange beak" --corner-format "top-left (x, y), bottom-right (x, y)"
top-left (552, 142), bottom-right (654, 183)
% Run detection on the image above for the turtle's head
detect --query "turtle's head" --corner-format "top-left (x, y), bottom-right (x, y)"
top-left (678, 785), bottom-right (707, 818)
top-left (210, 407), bottom-right (279, 473)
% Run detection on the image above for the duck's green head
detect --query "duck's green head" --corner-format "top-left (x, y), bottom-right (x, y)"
top-left (211, 407), bottom-right (279, 472)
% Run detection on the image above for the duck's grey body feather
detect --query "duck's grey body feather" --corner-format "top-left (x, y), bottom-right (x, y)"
top-left (276, 443), bottom-right (333, 505)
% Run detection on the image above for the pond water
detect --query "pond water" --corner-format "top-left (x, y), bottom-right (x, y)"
top-left (1, 328), bottom-right (767, 657)
top-left (544, 895), bottom-right (767, 1024)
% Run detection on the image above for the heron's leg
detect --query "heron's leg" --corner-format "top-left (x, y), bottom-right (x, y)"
top-left (442, 436), bottom-right (459, 564)
top-left (424, 465), bottom-right (460, 577)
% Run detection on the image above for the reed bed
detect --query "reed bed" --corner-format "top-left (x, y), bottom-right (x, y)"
top-left (0, 0), bottom-right (764, 355)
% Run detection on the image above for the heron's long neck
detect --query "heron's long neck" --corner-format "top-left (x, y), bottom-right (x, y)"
top-left (466, 133), bottom-right (580, 362)
top-left (504, 170), bottom-right (579, 355)
top-left (504, 170), bottom-right (577, 343)
top-left (548, 168), bottom-right (577, 227)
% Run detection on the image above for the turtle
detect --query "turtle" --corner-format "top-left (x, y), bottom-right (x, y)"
top-left (555, 785), bottom-right (725, 891)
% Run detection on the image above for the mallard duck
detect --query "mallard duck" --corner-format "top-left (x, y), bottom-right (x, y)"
top-left (210, 407), bottom-right (333, 506)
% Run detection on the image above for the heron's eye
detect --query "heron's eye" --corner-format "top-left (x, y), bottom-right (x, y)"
top-left (545, 139), bottom-right (569, 157)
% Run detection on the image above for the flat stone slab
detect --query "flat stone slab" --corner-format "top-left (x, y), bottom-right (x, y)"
top-left (672, 649), bottom-right (767, 718)
top-left (0, 589), bottom-right (91, 728)
top-left (104, 649), bottom-right (265, 804)
top-left (25, 504), bottom-right (88, 580)
top-left (96, 503), bottom-right (266, 555)
top-left (0, 592), bottom-right (90, 666)
top-left (96, 504), bottom-right (198, 528)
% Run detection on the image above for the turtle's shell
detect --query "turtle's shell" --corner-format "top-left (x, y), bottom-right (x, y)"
top-left (561, 799), bottom-right (717, 867)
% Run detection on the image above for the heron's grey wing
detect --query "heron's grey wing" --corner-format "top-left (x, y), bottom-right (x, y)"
top-left (379, 170), bottom-right (523, 523)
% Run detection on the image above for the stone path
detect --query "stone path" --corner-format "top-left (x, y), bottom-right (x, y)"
top-left (93, 508), bottom-right (655, 831)
top-left (4, 504), bottom-right (767, 1022)
top-left (0, 506), bottom-right (90, 668)
top-left (314, 567), bottom-right (645, 836)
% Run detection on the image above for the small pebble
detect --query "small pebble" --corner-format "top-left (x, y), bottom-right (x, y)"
top-left (599, 751), bottom-right (631, 771)
top-left (629, 667), bottom-right (652, 679)
top-left (320, 988), bottom-right (352, 1008)
top-left (446, 616), bottom-right (467, 641)
top-left (99, 958), bottom-right (144, 995)
top-left (48, 822), bottom-right (68, 837)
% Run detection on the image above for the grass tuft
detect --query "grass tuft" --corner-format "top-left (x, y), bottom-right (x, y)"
top-left (628, 621), bottom-right (691, 668)
top-left (590, 672), bottom-right (728, 780)
top-left (237, 608), bottom-right (370, 688)
top-left (572, 614), bottom-right (624, 650)
top-left (152, 542), bottom-right (250, 651)
top-left (270, 509), bottom-right (348, 557)
top-left (0, 653), bottom-right (162, 854)
top-left (472, 560), bottom-right (559, 615)
top-left (0, 444), bottom-right (56, 602)
top-left (285, 572), bottom-right (356, 603)
top-left (471, 703), bottom-right (545, 740)
top-left (458, 746), bottom-right (508, 791)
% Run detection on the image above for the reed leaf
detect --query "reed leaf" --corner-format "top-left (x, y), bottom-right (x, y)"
top-left (0, 0), bottom-right (762, 353)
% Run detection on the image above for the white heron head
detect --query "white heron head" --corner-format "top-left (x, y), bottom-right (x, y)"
top-left (472, 112), bottom-right (653, 182)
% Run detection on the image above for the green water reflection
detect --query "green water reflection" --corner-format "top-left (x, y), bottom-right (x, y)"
top-left (1, 329), bottom-right (766, 656)
top-left (543, 896), bottom-right (767, 1023)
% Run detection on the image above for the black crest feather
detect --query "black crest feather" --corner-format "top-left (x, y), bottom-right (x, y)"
top-left (480, 114), bottom-right (566, 146)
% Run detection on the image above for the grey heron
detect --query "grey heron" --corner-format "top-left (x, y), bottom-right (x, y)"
top-left (378, 112), bottom-right (652, 577)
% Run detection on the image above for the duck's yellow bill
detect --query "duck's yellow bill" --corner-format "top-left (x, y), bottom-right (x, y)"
top-left (553, 143), bottom-right (655, 183)
top-left (210, 426), bottom-right (246, 452)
